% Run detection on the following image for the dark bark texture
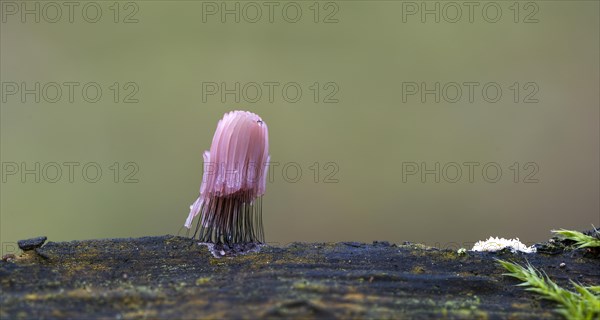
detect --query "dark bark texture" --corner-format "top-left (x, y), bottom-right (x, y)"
top-left (1, 235), bottom-right (598, 319)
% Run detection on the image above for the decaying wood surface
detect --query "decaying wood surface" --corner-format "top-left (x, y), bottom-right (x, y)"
top-left (1, 234), bottom-right (598, 319)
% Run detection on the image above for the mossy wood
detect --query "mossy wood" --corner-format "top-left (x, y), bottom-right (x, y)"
top-left (1, 235), bottom-right (598, 319)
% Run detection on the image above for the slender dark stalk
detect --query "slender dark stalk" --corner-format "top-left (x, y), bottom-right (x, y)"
top-left (193, 190), bottom-right (264, 245)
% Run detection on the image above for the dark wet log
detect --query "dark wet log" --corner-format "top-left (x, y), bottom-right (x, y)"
top-left (1, 235), bottom-right (598, 319)
top-left (16, 236), bottom-right (47, 251)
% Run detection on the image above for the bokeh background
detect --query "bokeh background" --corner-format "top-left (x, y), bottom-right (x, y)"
top-left (1, 1), bottom-right (598, 253)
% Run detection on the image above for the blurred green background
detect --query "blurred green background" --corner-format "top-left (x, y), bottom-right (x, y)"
top-left (1, 1), bottom-right (598, 253)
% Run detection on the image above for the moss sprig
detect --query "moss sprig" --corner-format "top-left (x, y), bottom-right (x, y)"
top-left (497, 259), bottom-right (600, 320)
top-left (551, 228), bottom-right (600, 249)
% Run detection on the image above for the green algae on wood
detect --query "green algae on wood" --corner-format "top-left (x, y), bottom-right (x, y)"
top-left (1, 235), bottom-right (599, 319)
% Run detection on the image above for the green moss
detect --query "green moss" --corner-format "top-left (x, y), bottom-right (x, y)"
top-left (498, 259), bottom-right (600, 320)
top-left (291, 280), bottom-right (330, 293)
top-left (552, 229), bottom-right (600, 249)
top-left (411, 266), bottom-right (426, 274)
top-left (195, 277), bottom-right (211, 285)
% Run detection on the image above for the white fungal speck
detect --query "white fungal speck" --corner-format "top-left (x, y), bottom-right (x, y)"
top-left (471, 237), bottom-right (536, 253)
